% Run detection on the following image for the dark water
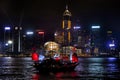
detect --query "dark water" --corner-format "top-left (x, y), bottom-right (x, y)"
top-left (0, 57), bottom-right (120, 80)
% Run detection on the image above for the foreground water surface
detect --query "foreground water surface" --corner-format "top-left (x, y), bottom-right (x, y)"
top-left (0, 57), bottom-right (120, 80)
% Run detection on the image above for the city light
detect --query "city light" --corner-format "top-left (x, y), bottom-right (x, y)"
top-left (38, 31), bottom-right (44, 35)
top-left (73, 26), bottom-right (80, 29)
top-left (15, 27), bottom-right (22, 30)
top-left (8, 40), bottom-right (13, 44)
top-left (91, 26), bottom-right (100, 29)
top-left (5, 43), bottom-right (8, 46)
top-left (5, 27), bottom-right (10, 30)
top-left (26, 31), bottom-right (34, 35)
top-left (109, 43), bottom-right (115, 47)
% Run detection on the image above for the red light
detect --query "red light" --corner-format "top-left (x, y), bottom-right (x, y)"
top-left (32, 52), bottom-right (39, 61)
top-left (72, 53), bottom-right (78, 63)
top-left (55, 57), bottom-right (60, 61)
top-left (38, 31), bottom-right (44, 35)
top-left (72, 56), bottom-right (78, 63)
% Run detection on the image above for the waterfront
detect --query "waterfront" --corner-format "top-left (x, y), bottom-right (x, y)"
top-left (0, 56), bottom-right (120, 80)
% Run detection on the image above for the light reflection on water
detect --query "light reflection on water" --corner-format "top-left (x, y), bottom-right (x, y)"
top-left (0, 57), bottom-right (120, 80)
top-left (75, 57), bottom-right (120, 79)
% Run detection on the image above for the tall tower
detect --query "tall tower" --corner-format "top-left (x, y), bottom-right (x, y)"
top-left (62, 5), bottom-right (72, 46)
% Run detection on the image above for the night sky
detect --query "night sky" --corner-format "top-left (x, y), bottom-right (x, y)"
top-left (0, 0), bottom-right (120, 40)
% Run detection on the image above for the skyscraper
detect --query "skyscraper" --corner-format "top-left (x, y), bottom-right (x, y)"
top-left (62, 5), bottom-right (72, 46)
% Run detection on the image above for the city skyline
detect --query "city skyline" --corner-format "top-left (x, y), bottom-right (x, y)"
top-left (0, 0), bottom-right (120, 40)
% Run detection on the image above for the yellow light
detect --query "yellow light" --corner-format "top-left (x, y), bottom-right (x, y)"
top-left (68, 20), bottom-right (71, 29)
top-left (68, 32), bottom-right (70, 42)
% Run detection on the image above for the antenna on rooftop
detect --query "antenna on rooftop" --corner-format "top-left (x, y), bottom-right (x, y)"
top-left (66, 5), bottom-right (68, 10)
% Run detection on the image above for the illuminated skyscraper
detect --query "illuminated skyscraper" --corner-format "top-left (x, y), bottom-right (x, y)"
top-left (62, 5), bottom-right (72, 46)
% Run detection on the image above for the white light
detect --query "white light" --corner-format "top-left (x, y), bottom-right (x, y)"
top-left (109, 44), bottom-right (115, 47)
top-left (20, 27), bottom-right (22, 30)
top-left (54, 33), bottom-right (57, 36)
top-left (8, 40), bottom-right (13, 44)
top-left (5, 27), bottom-right (10, 30)
top-left (26, 31), bottom-right (34, 35)
top-left (92, 26), bottom-right (100, 29)
top-left (15, 27), bottom-right (18, 30)
top-left (5, 43), bottom-right (8, 46)
top-left (74, 26), bottom-right (80, 29)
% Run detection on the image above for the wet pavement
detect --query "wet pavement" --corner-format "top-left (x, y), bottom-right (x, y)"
top-left (0, 57), bottom-right (120, 80)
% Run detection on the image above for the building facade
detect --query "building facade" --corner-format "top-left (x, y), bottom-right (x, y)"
top-left (62, 5), bottom-right (72, 46)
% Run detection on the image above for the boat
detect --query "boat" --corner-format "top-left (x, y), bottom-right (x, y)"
top-left (32, 51), bottom-right (79, 73)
